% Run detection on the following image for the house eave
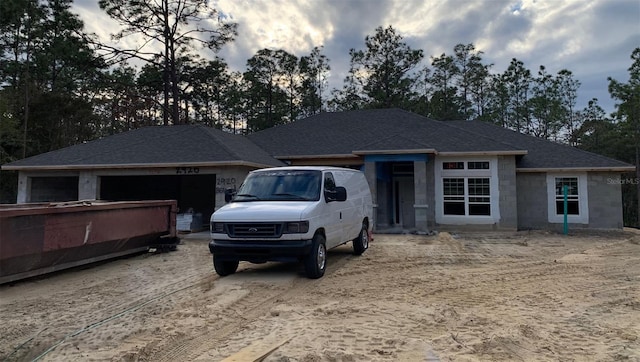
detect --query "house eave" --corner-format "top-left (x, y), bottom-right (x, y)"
top-left (1, 160), bottom-right (277, 171)
top-left (274, 154), bottom-right (360, 160)
top-left (516, 166), bottom-right (636, 173)
top-left (437, 150), bottom-right (528, 156)
top-left (352, 149), bottom-right (437, 155)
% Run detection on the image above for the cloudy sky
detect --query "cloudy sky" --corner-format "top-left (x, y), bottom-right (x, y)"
top-left (74, 0), bottom-right (640, 114)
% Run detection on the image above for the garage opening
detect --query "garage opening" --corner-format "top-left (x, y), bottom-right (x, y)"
top-left (30, 176), bottom-right (79, 202)
top-left (100, 174), bottom-right (216, 224)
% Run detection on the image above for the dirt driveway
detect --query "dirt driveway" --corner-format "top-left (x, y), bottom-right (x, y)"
top-left (1, 230), bottom-right (639, 361)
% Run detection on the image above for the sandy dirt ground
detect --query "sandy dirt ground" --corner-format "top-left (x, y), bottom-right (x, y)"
top-left (1, 230), bottom-right (639, 362)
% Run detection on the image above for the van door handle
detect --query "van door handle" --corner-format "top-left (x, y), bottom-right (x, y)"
top-left (340, 212), bottom-right (342, 219)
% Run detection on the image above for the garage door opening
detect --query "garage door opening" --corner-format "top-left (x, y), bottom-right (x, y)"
top-left (100, 174), bottom-right (216, 224)
top-left (30, 176), bottom-right (79, 202)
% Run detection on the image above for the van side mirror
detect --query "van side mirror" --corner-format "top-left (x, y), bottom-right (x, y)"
top-left (325, 186), bottom-right (347, 202)
top-left (224, 188), bottom-right (236, 203)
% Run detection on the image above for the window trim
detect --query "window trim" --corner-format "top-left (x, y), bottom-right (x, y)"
top-left (435, 157), bottom-right (500, 224)
top-left (546, 173), bottom-right (589, 224)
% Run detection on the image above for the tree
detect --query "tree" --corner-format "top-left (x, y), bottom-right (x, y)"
top-left (185, 58), bottom-right (231, 127)
top-left (529, 65), bottom-right (563, 139)
top-left (483, 74), bottom-right (510, 126)
top-left (453, 43), bottom-right (491, 119)
top-left (299, 46), bottom-right (330, 116)
top-left (502, 58), bottom-right (532, 132)
top-left (243, 49), bottom-right (294, 132)
top-left (1, 0), bottom-right (105, 157)
top-left (97, 0), bottom-right (237, 125)
top-left (572, 98), bottom-right (611, 148)
top-left (608, 47), bottom-right (640, 226)
top-left (428, 52), bottom-right (462, 120)
top-left (556, 69), bottom-right (581, 143)
top-left (334, 25), bottom-right (423, 110)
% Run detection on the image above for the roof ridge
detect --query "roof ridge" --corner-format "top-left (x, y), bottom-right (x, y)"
top-left (199, 125), bottom-right (249, 160)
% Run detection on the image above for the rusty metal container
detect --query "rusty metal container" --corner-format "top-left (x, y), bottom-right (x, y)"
top-left (0, 200), bottom-right (178, 284)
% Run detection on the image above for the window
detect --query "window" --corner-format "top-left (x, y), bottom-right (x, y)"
top-left (442, 161), bottom-right (490, 170)
top-left (443, 178), bottom-right (465, 215)
top-left (436, 158), bottom-right (499, 224)
top-left (554, 177), bottom-right (579, 215)
top-left (443, 177), bottom-right (491, 216)
top-left (546, 174), bottom-right (589, 224)
top-left (468, 178), bottom-right (491, 215)
top-left (233, 170), bottom-right (321, 201)
top-left (443, 162), bottom-right (465, 170)
top-left (468, 161), bottom-right (490, 170)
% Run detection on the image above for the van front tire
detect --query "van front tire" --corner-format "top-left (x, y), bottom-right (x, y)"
top-left (304, 234), bottom-right (326, 279)
top-left (213, 257), bottom-right (239, 276)
top-left (353, 223), bottom-right (369, 255)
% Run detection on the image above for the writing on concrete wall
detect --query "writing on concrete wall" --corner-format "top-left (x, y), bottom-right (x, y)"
top-left (216, 177), bottom-right (236, 194)
top-left (175, 167), bottom-right (199, 174)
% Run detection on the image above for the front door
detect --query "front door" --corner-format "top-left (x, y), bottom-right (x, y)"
top-left (394, 176), bottom-right (415, 229)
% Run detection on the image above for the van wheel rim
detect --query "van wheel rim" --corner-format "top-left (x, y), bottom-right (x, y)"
top-left (317, 244), bottom-right (326, 269)
top-left (363, 231), bottom-right (369, 248)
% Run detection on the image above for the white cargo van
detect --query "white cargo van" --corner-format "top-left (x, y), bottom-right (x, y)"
top-left (209, 166), bottom-right (373, 279)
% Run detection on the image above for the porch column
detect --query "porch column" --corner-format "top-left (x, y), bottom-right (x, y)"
top-left (414, 160), bottom-right (430, 232)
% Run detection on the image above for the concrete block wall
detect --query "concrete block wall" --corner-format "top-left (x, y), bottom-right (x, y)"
top-left (413, 161), bottom-right (429, 231)
top-left (79, 171), bottom-right (100, 200)
top-left (213, 167), bottom-right (252, 210)
top-left (517, 171), bottom-right (625, 230)
top-left (424, 160), bottom-right (436, 231)
top-left (587, 172), bottom-right (623, 229)
top-left (516, 172), bottom-right (549, 229)
top-left (497, 156), bottom-right (518, 229)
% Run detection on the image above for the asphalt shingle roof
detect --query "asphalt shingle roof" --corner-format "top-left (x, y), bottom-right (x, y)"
top-left (248, 108), bottom-right (522, 156)
top-left (4, 125), bottom-right (285, 168)
top-left (3, 109), bottom-right (632, 171)
top-left (248, 108), bottom-right (632, 170)
top-left (445, 120), bottom-right (634, 169)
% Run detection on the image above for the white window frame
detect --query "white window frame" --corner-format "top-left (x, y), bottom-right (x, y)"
top-left (435, 157), bottom-right (500, 225)
top-left (546, 173), bottom-right (589, 224)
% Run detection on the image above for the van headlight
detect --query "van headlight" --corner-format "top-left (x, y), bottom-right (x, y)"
top-left (211, 222), bottom-right (225, 233)
top-left (283, 221), bottom-right (309, 234)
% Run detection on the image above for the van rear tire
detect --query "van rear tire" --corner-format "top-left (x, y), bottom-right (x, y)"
top-left (353, 222), bottom-right (369, 255)
top-left (213, 257), bottom-right (239, 276)
top-left (304, 234), bottom-right (326, 279)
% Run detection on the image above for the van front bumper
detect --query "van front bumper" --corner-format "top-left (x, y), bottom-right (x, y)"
top-left (209, 239), bottom-right (313, 263)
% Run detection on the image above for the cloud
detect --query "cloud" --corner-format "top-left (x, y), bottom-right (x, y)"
top-left (74, 0), bottom-right (639, 113)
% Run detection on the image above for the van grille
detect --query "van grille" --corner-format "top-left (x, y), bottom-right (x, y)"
top-left (226, 223), bottom-right (282, 238)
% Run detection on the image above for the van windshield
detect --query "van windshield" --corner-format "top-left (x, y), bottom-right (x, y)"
top-left (233, 170), bottom-right (322, 202)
